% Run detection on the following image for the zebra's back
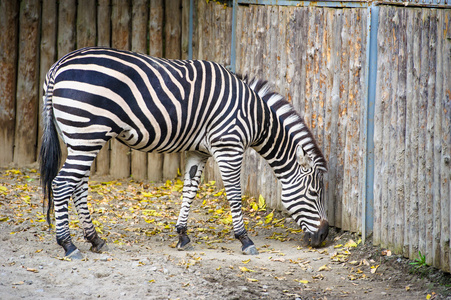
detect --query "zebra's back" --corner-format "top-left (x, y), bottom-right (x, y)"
top-left (46, 47), bottom-right (260, 154)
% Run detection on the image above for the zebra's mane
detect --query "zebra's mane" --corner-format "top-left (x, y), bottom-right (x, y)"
top-left (241, 76), bottom-right (328, 172)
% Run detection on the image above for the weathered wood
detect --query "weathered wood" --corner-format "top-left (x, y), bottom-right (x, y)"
top-left (0, 0), bottom-right (19, 165)
top-left (38, 0), bottom-right (57, 163)
top-left (58, 0), bottom-right (76, 58)
top-left (94, 0), bottom-right (112, 176)
top-left (394, 8), bottom-right (407, 254)
top-left (439, 9), bottom-right (451, 273)
top-left (14, 0), bottom-right (40, 165)
top-left (110, 0), bottom-right (132, 178)
top-left (417, 8), bottom-right (430, 261)
top-left (425, 8), bottom-right (437, 266)
top-left (130, 0), bottom-right (149, 181)
top-left (77, 0), bottom-right (96, 48)
top-left (403, 7), bottom-right (415, 258)
top-left (181, 0), bottom-right (190, 60)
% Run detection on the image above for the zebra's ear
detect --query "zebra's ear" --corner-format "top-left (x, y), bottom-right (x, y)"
top-left (296, 145), bottom-right (313, 169)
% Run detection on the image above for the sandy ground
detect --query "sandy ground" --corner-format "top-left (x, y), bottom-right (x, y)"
top-left (0, 167), bottom-right (450, 299)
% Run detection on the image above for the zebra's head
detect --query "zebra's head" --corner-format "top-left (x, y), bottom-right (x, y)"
top-left (281, 145), bottom-right (329, 247)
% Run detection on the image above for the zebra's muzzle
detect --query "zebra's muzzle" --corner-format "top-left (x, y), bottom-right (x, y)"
top-left (306, 219), bottom-right (329, 247)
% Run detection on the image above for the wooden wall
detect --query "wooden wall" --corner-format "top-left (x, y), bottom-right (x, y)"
top-left (0, 0), bottom-right (190, 181)
top-left (193, 2), bottom-right (450, 272)
top-left (373, 6), bottom-right (451, 271)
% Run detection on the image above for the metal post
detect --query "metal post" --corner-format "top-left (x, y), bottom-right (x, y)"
top-left (362, 2), bottom-right (379, 243)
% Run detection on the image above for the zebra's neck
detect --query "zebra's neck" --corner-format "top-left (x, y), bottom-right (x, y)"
top-left (245, 78), bottom-right (327, 178)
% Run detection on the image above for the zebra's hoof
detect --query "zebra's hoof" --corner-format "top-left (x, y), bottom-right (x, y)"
top-left (90, 239), bottom-right (108, 253)
top-left (177, 242), bottom-right (194, 251)
top-left (242, 245), bottom-right (259, 255)
top-left (66, 249), bottom-right (84, 260)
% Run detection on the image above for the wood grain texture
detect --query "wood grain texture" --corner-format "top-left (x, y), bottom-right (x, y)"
top-left (0, 0), bottom-right (19, 165)
top-left (14, 0), bottom-right (40, 165)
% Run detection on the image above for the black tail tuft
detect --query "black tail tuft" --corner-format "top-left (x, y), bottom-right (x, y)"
top-left (40, 99), bottom-right (61, 226)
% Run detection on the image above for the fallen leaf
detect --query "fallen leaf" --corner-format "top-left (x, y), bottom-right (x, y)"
top-left (239, 266), bottom-right (255, 273)
top-left (26, 268), bottom-right (38, 273)
top-left (370, 265), bottom-right (379, 274)
top-left (318, 264), bottom-right (331, 272)
top-left (246, 278), bottom-right (258, 282)
top-left (242, 259), bottom-right (251, 264)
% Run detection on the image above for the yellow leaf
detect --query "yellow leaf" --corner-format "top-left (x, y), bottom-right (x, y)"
top-left (242, 259), bottom-right (251, 264)
top-left (370, 265), bottom-right (379, 274)
top-left (216, 266), bottom-right (221, 271)
top-left (26, 268), bottom-right (38, 273)
top-left (0, 186), bottom-right (7, 192)
top-left (318, 264), bottom-right (331, 272)
top-left (265, 212), bottom-right (274, 224)
top-left (141, 192), bottom-right (154, 197)
top-left (334, 244), bottom-right (343, 248)
top-left (426, 294), bottom-right (431, 300)
top-left (258, 194), bottom-right (266, 210)
top-left (239, 266), bottom-right (255, 272)
top-left (295, 279), bottom-right (309, 284)
top-left (246, 278), bottom-right (258, 282)
top-left (250, 202), bottom-right (258, 211)
top-left (148, 279), bottom-right (155, 283)
top-left (344, 239), bottom-right (357, 248)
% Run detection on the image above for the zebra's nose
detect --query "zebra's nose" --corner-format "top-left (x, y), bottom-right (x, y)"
top-left (309, 219), bottom-right (329, 247)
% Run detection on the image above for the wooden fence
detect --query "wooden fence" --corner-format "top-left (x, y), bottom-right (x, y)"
top-left (191, 2), bottom-right (450, 272)
top-left (0, 0), bottom-right (450, 272)
top-left (0, 0), bottom-right (190, 181)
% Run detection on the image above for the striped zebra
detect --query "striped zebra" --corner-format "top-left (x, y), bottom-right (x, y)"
top-left (40, 47), bottom-right (329, 259)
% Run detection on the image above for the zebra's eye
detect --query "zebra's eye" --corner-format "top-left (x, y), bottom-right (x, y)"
top-left (309, 190), bottom-right (318, 197)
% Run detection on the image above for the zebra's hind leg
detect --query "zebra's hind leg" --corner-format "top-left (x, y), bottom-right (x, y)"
top-left (52, 150), bottom-right (99, 259)
top-left (72, 175), bottom-right (107, 253)
top-left (175, 151), bottom-right (209, 251)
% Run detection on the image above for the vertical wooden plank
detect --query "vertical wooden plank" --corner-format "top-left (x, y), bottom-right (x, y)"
top-left (342, 8), bottom-right (355, 233)
top-left (326, 9), bottom-right (342, 228)
top-left (14, 0), bottom-right (40, 165)
top-left (181, 0), bottom-right (190, 60)
top-left (130, 0), bottom-right (149, 181)
top-left (432, 8), bottom-right (443, 270)
top-left (394, 7), bottom-right (407, 254)
top-left (440, 9), bottom-right (451, 273)
top-left (425, 8), bottom-right (437, 266)
top-left (384, 6), bottom-right (397, 249)
top-left (58, 0), bottom-right (76, 58)
top-left (357, 9), bottom-right (368, 234)
top-left (404, 7), bottom-right (415, 258)
top-left (417, 8), bottom-right (431, 261)
top-left (94, 0), bottom-right (112, 176)
top-left (147, 0), bottom-right (164, 182)
top-left (110, 0), bottom-right (132, 178)
top-left (38, 0), bottom-right (57, 162)
top-left (409, 7), bottom-right (422, 258)
top-left (163, 0), bottom-right (182, 179)
top-left (77, 0), bottom-right (96, 48)
top-left (322, 7), bottom-right (334, 226)
top-left (149, 0), bottom-right (163, 58)
top-left (0, 1), bottom-right (19, 165)
top-left (373, 6), bottom-right (388, 245)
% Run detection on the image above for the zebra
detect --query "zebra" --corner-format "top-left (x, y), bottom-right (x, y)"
top-left (40, 47), bottom-right (329, 259)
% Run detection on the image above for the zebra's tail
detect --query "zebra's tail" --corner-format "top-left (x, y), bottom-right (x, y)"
top-left (39, 74), bottom-right (61, 226)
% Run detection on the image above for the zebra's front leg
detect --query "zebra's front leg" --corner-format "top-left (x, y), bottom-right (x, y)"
top-left (72, 175), bottom-right (107, 253)
top-left (175, 152), bottom-right (209, 251)
top-left (213, 148), bottom-right (259, 255)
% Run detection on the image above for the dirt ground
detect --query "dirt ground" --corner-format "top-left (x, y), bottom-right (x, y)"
top-left (1, 166), bottom-right (450, 300)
